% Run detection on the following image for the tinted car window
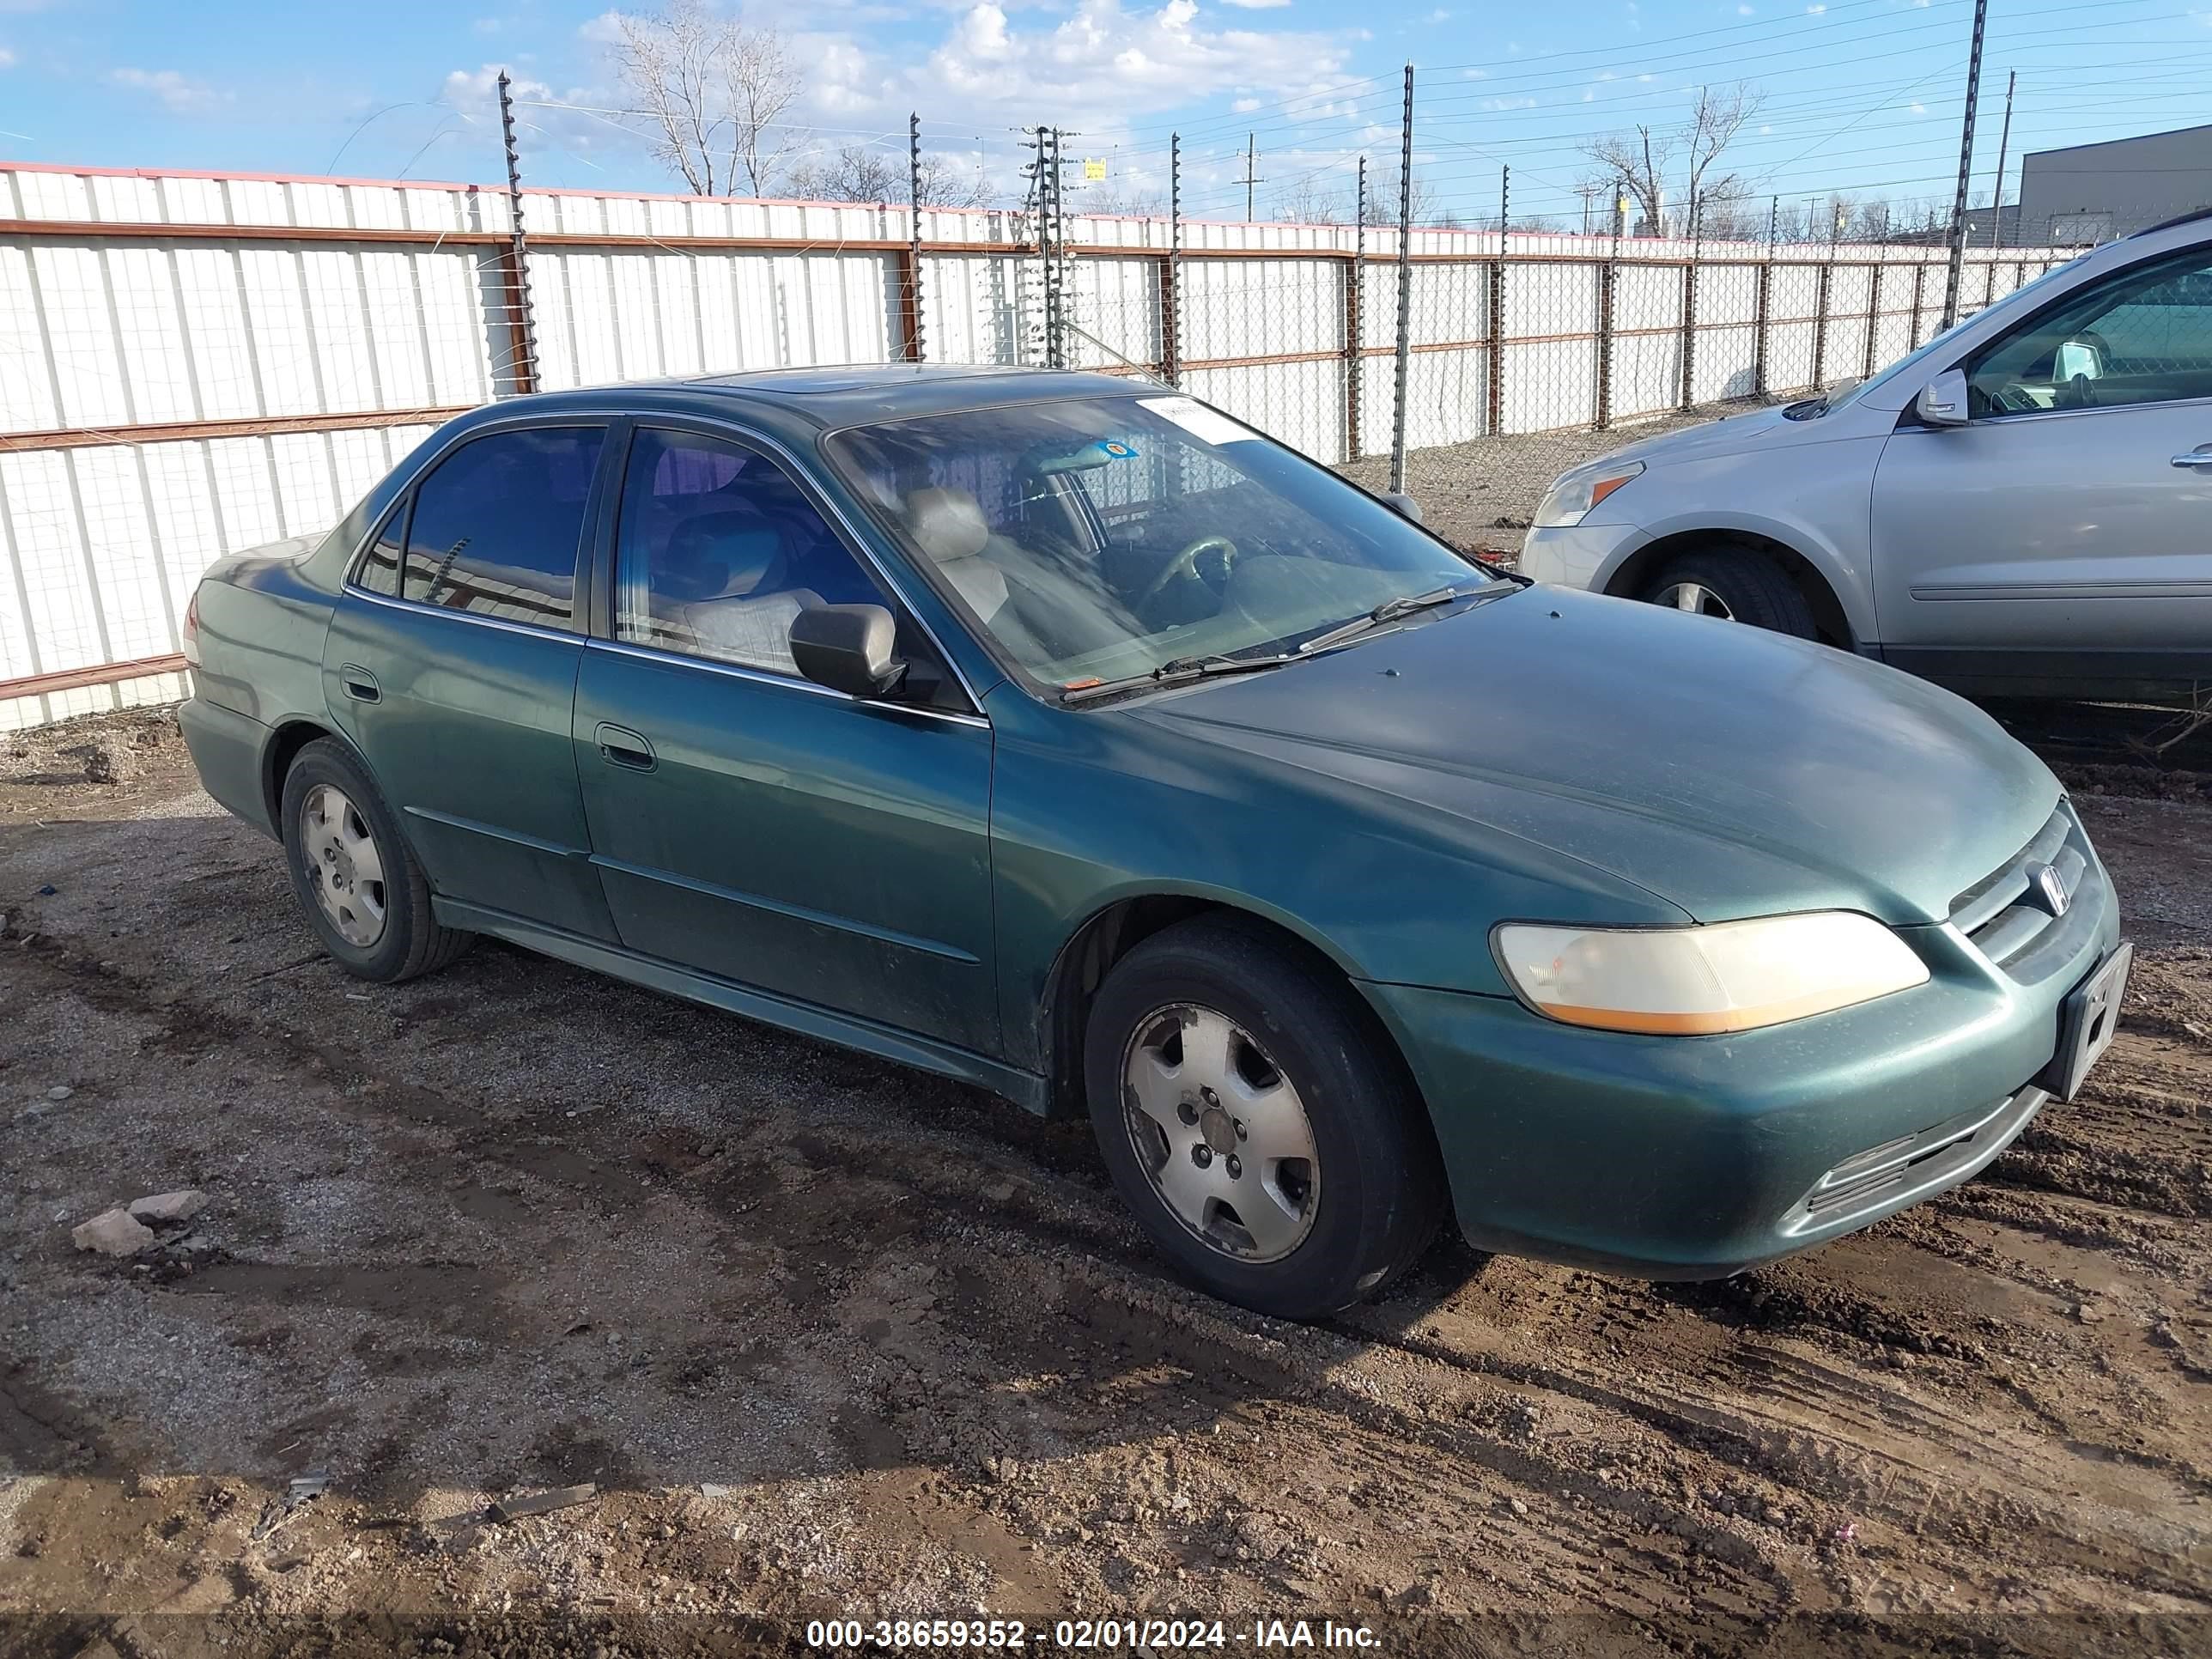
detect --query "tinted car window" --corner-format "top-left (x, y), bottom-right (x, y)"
top-left (613, 428), bottom-right (892, 678)
top-left (400, 427), bottom-right (604, 627)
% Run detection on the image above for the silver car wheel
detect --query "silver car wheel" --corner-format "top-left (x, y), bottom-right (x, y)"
top-left (1121, 1005), bottom-right (1320, 1264)
top-left (1656, 580), bottom-right (1735, 620)
top-left (299, 782), bottom-right (388, 950)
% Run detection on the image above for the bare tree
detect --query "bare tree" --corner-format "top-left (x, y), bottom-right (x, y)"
top-left (782, 144), bottom-right (992, 209)
top-left (1583, 83), bottom-right (1763, 237)
top-left (1362, 171), bottom-right (1440, 227)
top-left (607, 0), bottom-right (798, 197)
top-left (1273, 175), bottom-right (1347, 225)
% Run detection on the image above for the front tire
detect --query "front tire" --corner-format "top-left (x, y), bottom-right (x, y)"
top-left (1640, 547), bottom-right (1817, 639)
top-left (279, 738), bottom-right (471, 982)
top-left (1083, 916), bottom-right (1445, 1319)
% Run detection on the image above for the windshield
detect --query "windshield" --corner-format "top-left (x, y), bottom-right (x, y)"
top-left (823, 394), bottom-right (1486, 690)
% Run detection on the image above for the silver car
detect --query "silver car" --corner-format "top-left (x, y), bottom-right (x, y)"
top-left (1520, 210), bottom-right (2212, 702)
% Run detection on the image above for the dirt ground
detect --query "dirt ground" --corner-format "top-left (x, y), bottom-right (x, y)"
top-left (3, 691), bottom-right (2210, 1656)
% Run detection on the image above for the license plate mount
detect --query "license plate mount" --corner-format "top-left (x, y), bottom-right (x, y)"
top-left (2038, 940), bottom-right (2132, 1103)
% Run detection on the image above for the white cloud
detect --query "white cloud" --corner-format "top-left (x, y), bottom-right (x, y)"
top-left (1736, 3), bottom-right (1753, 13)
top-left (1908, 100), bottom-right (1927, 114)
top-left (1806, 3), bottom-right (1826, 11)
top-left (0, 46), bottom-right (14, 68)
top-left (109, 67), bottom-right (229, 114)
top-left (1231, 95), bottom-right (1261, 112)
top-left (1218, 0), bottom-right (1292, 9)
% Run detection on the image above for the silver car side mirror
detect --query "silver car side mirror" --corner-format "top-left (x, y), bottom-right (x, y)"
top-left (1379, 491), bottom-right (1424, 523)
top-left (1916, 368), bottom-right (1970, 428)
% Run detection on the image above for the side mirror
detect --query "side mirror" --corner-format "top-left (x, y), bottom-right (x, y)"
top-left (2054, 338), bottom-right (2103, 382)
top-left (1915, 368), bottom-right (1971, 428)
top-left (1380, 491), bottom-right (1424, 523)
top-left (789, 604), bottom-right (908, 698)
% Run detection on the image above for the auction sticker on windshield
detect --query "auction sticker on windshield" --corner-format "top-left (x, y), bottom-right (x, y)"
top-left (1139, 396), bottom-right (1255, 445)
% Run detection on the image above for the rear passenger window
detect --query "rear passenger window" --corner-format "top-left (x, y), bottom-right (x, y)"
top-left (399, 427), bottom-right (604, 628)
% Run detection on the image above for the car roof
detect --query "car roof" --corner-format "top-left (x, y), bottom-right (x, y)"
top-left (499, 364), bottom-right (1150, 428)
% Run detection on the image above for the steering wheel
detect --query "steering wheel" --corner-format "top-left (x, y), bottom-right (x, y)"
top-left (1138, 534), bottom-right (1240, 609)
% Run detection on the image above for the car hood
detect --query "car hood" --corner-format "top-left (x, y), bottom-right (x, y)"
top-left (1591, 402), bottom-right (1810, 468)
top-left (1123, 585), bottom-right (2057, 926)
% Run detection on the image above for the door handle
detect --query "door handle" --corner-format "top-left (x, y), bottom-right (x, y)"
top-left (2169, 450), bottom-right (2212, 469)
top-left (339, 665), bottom-right (380, 703)
top-left (593, 721), bottom-right (656, 771)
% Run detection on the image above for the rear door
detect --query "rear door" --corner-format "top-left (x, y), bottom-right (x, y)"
top-left (571, 421), bottom-right (1000, 1053)
top-left (1871, 244), bottom-right (2212, 690)
top-left (324, 419), bottom-right (619, 940)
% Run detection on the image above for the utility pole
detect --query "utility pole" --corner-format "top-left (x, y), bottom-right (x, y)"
top-left (1243, 133), bottom-right (1262, 221)
top-left (906, 112), bottom-right (925, 363)
top-left (1942, 0), bottom-right (1990, 330)
top-left (1988, 68), bottom-right (2016, 249)
top-left (495, 70), bottom-right (538, 395)
top-left (1390, 63), bottom-right (1414, 494)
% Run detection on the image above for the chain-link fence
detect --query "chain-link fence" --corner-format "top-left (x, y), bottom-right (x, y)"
top-left (0, 153), bottom-right (2095, 728)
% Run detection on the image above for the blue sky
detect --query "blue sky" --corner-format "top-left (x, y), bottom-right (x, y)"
top-left (0, 0), bottom-right (2207, 228)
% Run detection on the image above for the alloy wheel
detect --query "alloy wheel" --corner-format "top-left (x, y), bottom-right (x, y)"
top-left (1121, 1005), bottom-right (1320, 1263)
top-left (300, 782), bottom-right (388, 949)
top-left (1655, 580), bottom-right (1735, 620)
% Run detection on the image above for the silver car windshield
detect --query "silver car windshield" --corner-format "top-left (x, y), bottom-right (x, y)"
top-left (823, 395), bottom-right (1486, 690)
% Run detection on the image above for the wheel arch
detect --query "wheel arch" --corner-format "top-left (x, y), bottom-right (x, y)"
top-left (1036, 893), bottom-right (1425, 1124)
top-left (1602, 526), bottom-right (1861, 649)
top-left (260, 719), bottom-right (378, 837)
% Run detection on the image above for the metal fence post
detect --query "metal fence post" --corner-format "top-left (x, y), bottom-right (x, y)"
top-left (1389, 63), bottom-right (1414, 493)
top-left (1680, 198), bottom-right (1700, 410)
top-left (1164, 133), bottom-right (1182, 386)
top-left (1911, 261), bottom-right (1929, 348)
top-left (1595, 252), bottom-right (1616, 431)
top-left (495, 70), bottom-right (539, 396)
top-left (1864, 235), bottom-right (1885, 380)
top-left (1488, 165), bottom-right (1507, 439)
top-left (1346, 155), bottom-right (1365, 459)
top-left (903, 112), bottom-right (926, 364)
top-left (1941, 0), bottom-right (1990, 330)
top-left (1813, 258), bottom-right (1833, 388)
top-left (1753, 198), bottom-right (1775, 400)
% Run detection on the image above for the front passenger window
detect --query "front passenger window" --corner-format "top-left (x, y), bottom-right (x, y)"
top-left (612, 428), bottom-right (896, 678)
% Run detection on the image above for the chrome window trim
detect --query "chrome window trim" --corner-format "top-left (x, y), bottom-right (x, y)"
top-left (345, 582), bottom-right (580, 647)
top-left (1950, 392), bottom-right (2212, 430)
top-left (583, 636), bottom-right (990, 728)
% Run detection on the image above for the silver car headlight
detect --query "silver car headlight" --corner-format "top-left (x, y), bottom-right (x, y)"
top-left (1492, 913), bottom-right (1929, 1036)
top-left (1533, 460), bottom-right (1644, 529)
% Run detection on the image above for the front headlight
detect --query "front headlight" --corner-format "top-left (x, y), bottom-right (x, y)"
top-left (1533, 460), bottom-right (1644, 528)
top-left (1492, 913), bottom-right (1929, 1036)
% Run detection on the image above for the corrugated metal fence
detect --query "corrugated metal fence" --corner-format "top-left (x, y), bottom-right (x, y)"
top-left (0, 161), bottom-right (2072, 730)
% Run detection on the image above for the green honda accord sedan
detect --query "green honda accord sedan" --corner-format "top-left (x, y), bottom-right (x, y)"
top-left (178, 366), bottom-right (2130, 1319)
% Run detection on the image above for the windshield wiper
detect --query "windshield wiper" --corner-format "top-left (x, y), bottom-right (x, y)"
top-left (1292, 582), bottom-right (1483, 658)
top-left (1059, 650), bottom-right (1294, 705)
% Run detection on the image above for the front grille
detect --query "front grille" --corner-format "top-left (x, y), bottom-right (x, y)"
top-left (1779, 1085), bottom-right (2046, 1237)
top-left (1948, 802), bottom-right (2101, 984)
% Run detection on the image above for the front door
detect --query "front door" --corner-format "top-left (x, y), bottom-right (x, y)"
top-left (323, 421), bottom-right (617, 940)
top-left (571, 422), bottom-right (999, 1054)
top-left (1872, 244), bottom-right (2212, 690)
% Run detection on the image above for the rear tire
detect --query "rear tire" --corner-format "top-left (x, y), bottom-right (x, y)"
top-left (279, 738), bottom-right (471, 983)
top-left (1083, 916), bottom-right (1445, 1319)
top-left (1640, 547), bottom-right (1817, 639)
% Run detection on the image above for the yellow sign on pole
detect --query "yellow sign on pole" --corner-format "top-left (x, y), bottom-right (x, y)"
top-left (1084, 159), bottom-right (1107, 181)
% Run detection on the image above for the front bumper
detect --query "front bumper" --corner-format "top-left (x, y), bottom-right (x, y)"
top-left (1364, 841), bottom-right (2121, 1279)
top-left (1516, 520), bottom-right (1647, 592)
